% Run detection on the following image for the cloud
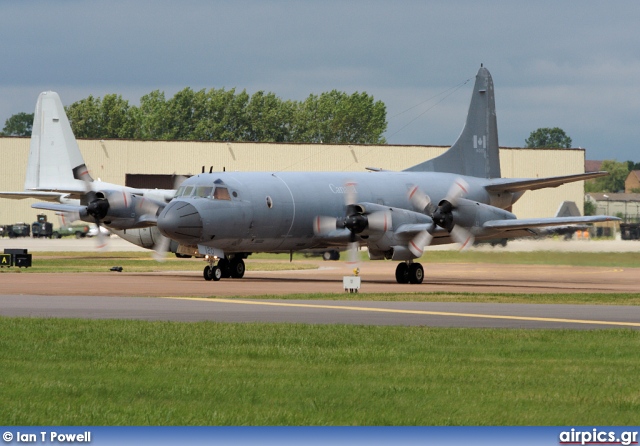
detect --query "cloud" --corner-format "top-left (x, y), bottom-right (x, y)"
top-left (1, 0), bottom-right (639, 161)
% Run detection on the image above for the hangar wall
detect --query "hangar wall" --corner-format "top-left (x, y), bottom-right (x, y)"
top-left (0, 137), bottom-right (586, 227)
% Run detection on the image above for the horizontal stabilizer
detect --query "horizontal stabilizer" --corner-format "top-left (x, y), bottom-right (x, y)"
top-left (483, 215), bottom-right (620, 231)
top-left (485, 171), bottom-right (607, 193)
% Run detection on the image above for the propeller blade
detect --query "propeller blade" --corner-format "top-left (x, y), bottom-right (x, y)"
top-left (344, 181), bottom-right (357, 207)
top-left (445, 178), bottom-right (469, 207)
top-left (313, 216), bottom-right (338, 235)
top-left (366, 211), bottom-right (392, 233)
top-left (152, 234), bottom-right (171, 262)
top-left (136, 196), bottom-right (161, 218)
top-left (408, 230), bottom-right (433, 258)
top-left (346, 241), bottom-right (359, 265)
top-left (408, 185), bottom-right (431, 213)
top-left (450, 225), bottom-right (474, 251)
top-left (94, 219), bottom-right (109, 251)
top-left (57, 211), bottom-right (81, 226)
top-left (173, 174), bottom-right (188, 189)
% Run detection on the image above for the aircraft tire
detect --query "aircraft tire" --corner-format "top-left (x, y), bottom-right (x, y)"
top-left (203, 266), bottom-right (214, 281)
top-left (230, 259), bottom-right (245, 279)
top-left (212, 265), bottom-right (223, 281)
top-left (408, 263), bottom-right (424, 284)
top-left (218, 259), bottom-right (231, 278)
top-left (395, 263), bottom-right (410, 284)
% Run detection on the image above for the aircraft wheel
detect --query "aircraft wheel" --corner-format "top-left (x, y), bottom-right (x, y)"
top-left (203, 265), bottom-right (214, 281)
top-left (218, 258), bottom-right (231, 278)
top-left (230, 259), bottom-right (245, 279)
top-left (211, 265), bottom-right (223, 281)
top-left (322, 251), bottom-right (332, 261)
top-left (408, 263), bottom-right (424, 284)
top-left (395, 263), bottom-right (410, 284)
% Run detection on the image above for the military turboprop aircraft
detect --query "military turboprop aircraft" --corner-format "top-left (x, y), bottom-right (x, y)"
top-left (0, 91), bottom-right (177, 253)
top-left (156, 66), bottom-right (618, 284)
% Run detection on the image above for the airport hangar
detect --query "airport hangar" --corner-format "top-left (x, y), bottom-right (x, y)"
top-left (0, 136), bottom-right (587, 226)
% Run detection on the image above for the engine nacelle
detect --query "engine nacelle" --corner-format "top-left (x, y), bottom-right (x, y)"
top-left (90, 190), bottom-right (161, 229)
top-left (452, 198), bottom-right (516, 228)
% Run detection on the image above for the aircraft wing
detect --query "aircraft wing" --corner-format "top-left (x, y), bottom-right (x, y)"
top-left (483, 215), bottom-right (620, 231)
top-left (0, 191), bottom-right (73, 202)
top-left (394, 223), bottom-right (433, 236)
top-left (485, 171), bottom-right (607, 193)
top-left (32, 202), bottom-right (86, 213)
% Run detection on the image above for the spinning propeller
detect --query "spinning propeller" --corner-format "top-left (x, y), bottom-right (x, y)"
top-left (408, 178), bottom-right (474, 251)
top-left (314, 182), bottom-right (392, 265)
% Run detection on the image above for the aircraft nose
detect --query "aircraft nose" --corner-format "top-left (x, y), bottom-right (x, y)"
top-left (158, 201), bottom-right (203, 241)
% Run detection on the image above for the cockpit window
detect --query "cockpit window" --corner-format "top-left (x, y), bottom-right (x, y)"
top-left (175, 186), bottom-right (186, 198)
top-left (195, 186), bottom-right (213, 198)
top-left (213, 187), bottom-right (231, 200)
top-left (182, 186), bottom-right (194, 197)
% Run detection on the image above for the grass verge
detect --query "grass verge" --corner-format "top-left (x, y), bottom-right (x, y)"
top-left (0, 252), bottom-right (317, 273)
top-left (1, 317), bottom-right (638, 425)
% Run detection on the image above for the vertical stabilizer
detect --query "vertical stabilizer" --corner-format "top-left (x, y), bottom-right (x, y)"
top-left (24, 91), bottom-right (92, 192)
top-left (404, 66), bottom-right (501, 179)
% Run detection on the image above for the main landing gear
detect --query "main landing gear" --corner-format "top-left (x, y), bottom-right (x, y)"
top-left (395, 262), bottom-right (424, 284)
top-left (203, 257), bottom-right (246, 281)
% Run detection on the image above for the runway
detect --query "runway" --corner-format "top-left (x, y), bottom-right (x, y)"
top-left (1, 259), bottom-right (639, 329)
top-left (1, 294), bottom-right (639, 329)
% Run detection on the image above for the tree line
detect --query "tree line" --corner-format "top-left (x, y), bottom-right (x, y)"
top-left (1, 88), bottom-right (387, 144)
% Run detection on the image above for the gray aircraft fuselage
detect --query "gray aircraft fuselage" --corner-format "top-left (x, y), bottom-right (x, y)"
top-left (158, 170), bottom-right (497, 255)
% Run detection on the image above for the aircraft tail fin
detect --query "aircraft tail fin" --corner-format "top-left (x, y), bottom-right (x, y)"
top-left (25, 91), bottom-right (92, 193)
top-left (555, 201), bottom-right (581, 218)
top-left (404, 66), bottom-right (501, 179)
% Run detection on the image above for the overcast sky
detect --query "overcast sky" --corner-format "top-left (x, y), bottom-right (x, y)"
top-left (1, 1), bottom-right (639, 162)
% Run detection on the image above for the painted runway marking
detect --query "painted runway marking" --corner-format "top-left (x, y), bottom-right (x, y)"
top-left (162, 297), bottom-right (640, 328)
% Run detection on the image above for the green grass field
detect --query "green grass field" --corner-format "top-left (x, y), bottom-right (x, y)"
top-left (1, 249), bottom-right (639, 425)
top-left (1, 317), bottom-right (638, 425)
top-left (1, 250), bottom-right (639, 273)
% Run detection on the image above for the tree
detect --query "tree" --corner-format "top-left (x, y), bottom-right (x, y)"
top-left (1, 112), bottom-right (34, 136)
top-left (584, 160), bottom-right (629, 193)
top-left (65, 94), bottom-right (133, 139)
top-left (62, 88), bottom-right (387, 144)
top-left (583, 200), bottom-right (596, 216)
top-left (525, 127), bottom-right (572, 148)
top-left (291, 90), bottom-right (387, 144)
top-left (625, 160), bottom-right (640, 172)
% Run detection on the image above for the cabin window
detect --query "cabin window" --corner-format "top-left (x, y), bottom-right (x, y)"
top-left (213, 187), bottom-right (231, 200)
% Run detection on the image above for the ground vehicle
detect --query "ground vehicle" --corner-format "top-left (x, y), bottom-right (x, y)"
top-left (5, 223), bottom-right (30, 238)
top-left (32, 214), bottom-right (53, 238)
top-left (51, 224), bottom-right (90, 239)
